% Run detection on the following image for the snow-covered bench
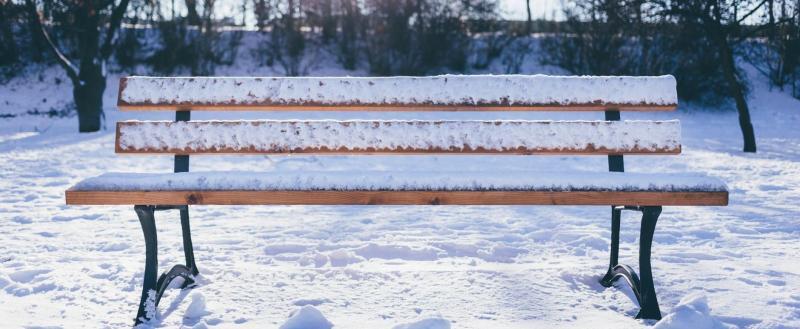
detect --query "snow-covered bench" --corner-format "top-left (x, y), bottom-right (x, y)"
top-left (66, 75), bottom-right (728, 325)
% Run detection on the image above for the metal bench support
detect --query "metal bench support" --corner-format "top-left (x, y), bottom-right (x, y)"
top-left (600, 206), bottom-right (662, 320)
top-left (133, 205), bottom-right (199, 325)
top-left (599, 109), bottom-right (662, 320)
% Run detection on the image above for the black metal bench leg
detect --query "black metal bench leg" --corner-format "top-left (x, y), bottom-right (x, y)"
top-left (599, 205), bottom-right (662, 321)
top-left (179, 206), bottom-right (199, 277)
top-left (601, 206), bottom-right (622, 285)
top-left (636, 206), bottom-right (662, 320)
top-left (134, 205), bottom-right (158, 325)
top-left (132, 205), bottom-right (199, 326)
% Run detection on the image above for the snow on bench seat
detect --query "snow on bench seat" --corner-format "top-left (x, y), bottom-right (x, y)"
top-left (71, 171), bottom-right (726, 192)
top-left (65, 171), bottom-right (729, 206)
top-left (115, 120), bottom-right (681, 154)
top-left (118, 75), bottom-right (678, 111)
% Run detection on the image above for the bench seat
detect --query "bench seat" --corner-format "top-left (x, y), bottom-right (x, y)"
top-left (66, 170), bottom-right (728, 206)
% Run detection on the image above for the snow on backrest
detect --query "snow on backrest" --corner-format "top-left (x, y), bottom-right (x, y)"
top-left (114, 120), bottom-right (682, 155)
top-left (117, 75), bottom-right (678, 110)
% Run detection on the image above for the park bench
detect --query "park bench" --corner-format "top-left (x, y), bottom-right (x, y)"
top-left (65, 75), bottom-right (728, 325)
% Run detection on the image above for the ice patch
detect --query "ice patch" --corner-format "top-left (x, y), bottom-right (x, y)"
top-left (392, 317), bottom-right (451, 329)
top-left (654, 293), bottom-right (727, 329)
top-left (279, 305), bottom-right (333, 329)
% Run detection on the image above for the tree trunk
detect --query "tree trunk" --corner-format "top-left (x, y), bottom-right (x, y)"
top-left (27, 0), bottom-right (128, 133)
top-left (185, 0), bottom-right (201, 25)
top-left (26, 3), bottom-right (46, 62)
top-left (74, 60), bottom-right (106, 132)
top-left (321, 0), bottom-right (335, 43)
top-left (526, 0), bottom-right (533, 34)
top-left (69, 1), bottom-right (104, 133)
top-left (715, 27), bottom-right (757, 152)
top-left (0, 2), bottom-right (18, 65)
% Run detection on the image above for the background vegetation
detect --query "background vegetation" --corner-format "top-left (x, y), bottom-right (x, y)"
top-left (1, 0), bottom-right (798, 151)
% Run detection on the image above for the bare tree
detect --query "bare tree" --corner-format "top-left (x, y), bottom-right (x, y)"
top-left (185, 0), bottom-right (202, 25)
top-left (149, 0), bottom-right (241, 75)
top-left (660, 0), bottom-right (760, 152)
top-left (336, 0), bottom-right (362, 70)
top-left (26, 0), bottom-right (131, 132)
top-left (526, 0), bottom-right (533, 34)
top-left (545, 0), bottom-right (761, 152)
top-left (0, 1), bottom-right (19, 69)
top-left (744, 0), bottom-right (800, 98)
top-left (540, 0), bottom-right (638, 75)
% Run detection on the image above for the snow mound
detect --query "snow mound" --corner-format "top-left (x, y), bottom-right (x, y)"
top-left (327, 250), bottom-right (365, 267)
top-left (654, 293), bottom-right (727, 329)
top-left (392, 317), bottom-right (451, 329)
top-left (184, 293), bottom-right (209, 319)
top-left (291, 297), bottom-right (331, 306)
top-left (279, 305), bottom-right (334, 329)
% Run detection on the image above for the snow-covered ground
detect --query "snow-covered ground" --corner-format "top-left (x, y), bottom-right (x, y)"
top-left (1, 49), bottom-right (800, 328)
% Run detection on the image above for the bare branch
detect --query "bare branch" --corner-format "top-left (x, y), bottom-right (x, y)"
top-left (738, 16), bottom-right (796, 40)
top-left (736, 0), bottom-right (769, 24)
top-left (25, 0), bottom-right (79, 84)
top-left (100, 0), bottom-right (132, 59)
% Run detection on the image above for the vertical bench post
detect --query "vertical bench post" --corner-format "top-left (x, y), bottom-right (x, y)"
top-left (603, 109), bottom-right (624, 281)
top-left (175, 110), bottom-right (199, 276)
top-left (174, 111), bottom-right (190, 172)
top-left (600, 110), bottom-right (663, 320)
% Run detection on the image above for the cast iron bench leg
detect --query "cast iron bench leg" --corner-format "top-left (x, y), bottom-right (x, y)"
top-left (134, 205), bottom-right (158, 325)
top-left (180, 206), bottom-right (200, 278)
top-left (637, 206), bottom-right (662, 320)
top-left (133, 205), bottom-right (199, 326)
top-left (600, 206), bottom-right (662, 320)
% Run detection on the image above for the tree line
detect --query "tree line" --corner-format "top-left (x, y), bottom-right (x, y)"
top-left (540, 0), bottom-right (800, 152)
top-left (0, 0), bottom-right (798, 152)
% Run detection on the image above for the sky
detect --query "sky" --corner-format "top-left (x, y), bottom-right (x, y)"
top-left (500, 0), bottom-right (564, 20)
top-left (207, 0), bottom-right (566, 28)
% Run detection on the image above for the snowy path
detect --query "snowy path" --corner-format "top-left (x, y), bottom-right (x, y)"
top-left (1, 75), bottom-right (800, 328)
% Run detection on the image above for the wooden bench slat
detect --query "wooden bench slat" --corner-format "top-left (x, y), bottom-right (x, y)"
top-left (65, 190), bottom-right (728, 206)
top-left (115, 120), bottom-right (682, 155)
top-left (66, 171), bottom-right (728, 205)
top-left (118, 76), bottom-right (678, 111)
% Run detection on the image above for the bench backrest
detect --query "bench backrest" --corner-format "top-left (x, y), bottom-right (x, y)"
top-left (116, 75), bottom-right (679, 172)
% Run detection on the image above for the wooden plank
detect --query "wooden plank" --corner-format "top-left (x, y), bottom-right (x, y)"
top-left (115, 120), bottom-right (682, 155)
top-left (117, 76), bottom-right (678, 112)
top-left (118, 104), bottom-right (677, 112)
top-left (66, 190), bottom-right (728, 206)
